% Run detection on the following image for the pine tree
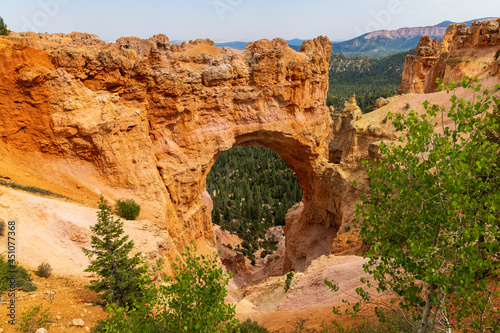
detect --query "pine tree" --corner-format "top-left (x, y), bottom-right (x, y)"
top-left (212, 207), bottom-right (222, 225)
top-left (82, 196), bottom-right (149, 308)
top-left (0, 17), bottom-right (8, 36)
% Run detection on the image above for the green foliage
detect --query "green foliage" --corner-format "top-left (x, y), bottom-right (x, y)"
top-left (0, 179), bottom-right (68, 199)
top-left (327, 51), bottom-right (410, 114)
top-left (495, 48), bottom-right (500, 61)
top-left (82, 196), bottom-right (150, 308)
top-left (0, 218), bottom-right (5, 236)
top-left (233, 319), bottom-right (269, 333)
top-left (259, 234), bottom-right (278, 258)
top-left (114, 199), bottom-right (141, 220)
top-left (284, 271), bottom-right (294, 292)
top-left (161, 244), bottom-right (238, 332)
top-left (91, 246), bottom-right (239, 332)
top-left (330, 79), bottom-right (500, 332)
top-left (0, 254), bottom-right (37, 292)
top-left (207, 146), bottom-right (301, 260)
top-left (0, 17), bottom-right (8, 36)
top-left (17, 304), bottom-right (53, 333)
top-left (91, 304), bottom-right (165, 333)
top-left (34, 262), bottom-right (52, 278)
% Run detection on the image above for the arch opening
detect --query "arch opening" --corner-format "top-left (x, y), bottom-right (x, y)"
top-left (196, 128), bottom-right (342, 278)
top-left (206, 142), bottom-right (303, 282)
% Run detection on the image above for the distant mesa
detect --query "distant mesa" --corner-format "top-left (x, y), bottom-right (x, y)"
top-left (331, 17), bottom-right (499, 57)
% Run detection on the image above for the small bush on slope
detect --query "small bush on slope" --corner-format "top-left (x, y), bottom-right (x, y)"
top-left (114, 198), bottom-right (140, 220)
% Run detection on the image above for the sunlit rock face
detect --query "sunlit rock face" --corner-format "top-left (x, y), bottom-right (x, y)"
top-left (1, 32), bottom-right (383, 271)
top-left (399, 18), bottom-right (500, 94)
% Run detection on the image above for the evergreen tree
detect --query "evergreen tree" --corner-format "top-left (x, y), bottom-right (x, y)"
top-left (82, 196), bottom-right (150, 308)
top-left (213, 206), bottom-right (222, 225)
top-left (0, 17), bottom-right (8, 36)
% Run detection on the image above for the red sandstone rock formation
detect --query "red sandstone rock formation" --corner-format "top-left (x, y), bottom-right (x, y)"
top-left (0, 32), bottom-right (391, 271)
top-left (399, 18), bottom-right (500, 94)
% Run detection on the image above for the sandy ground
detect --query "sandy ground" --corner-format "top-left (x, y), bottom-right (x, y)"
top-left (0, 187), bottom-right (169, 278)
top-left (0, 274), bottom-right (107, 333)
top-left (232, 255), bottom-right (381, 332)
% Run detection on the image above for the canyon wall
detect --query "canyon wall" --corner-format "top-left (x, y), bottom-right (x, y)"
top-left (0, 32), bottom-right (388, 271)
top-left (399, 18), bottom-right (500, 94)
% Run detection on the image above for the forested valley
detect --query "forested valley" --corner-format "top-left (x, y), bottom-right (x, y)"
top-left (327, 50), bottom-right (410, 113)
top-left (206, 146), bottom-right (302, 263)
top-left (207, 51), bottom-right (408, 263)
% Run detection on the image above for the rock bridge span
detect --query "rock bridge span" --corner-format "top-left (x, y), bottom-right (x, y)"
top-left (0, 33), bottom-right (374, 271)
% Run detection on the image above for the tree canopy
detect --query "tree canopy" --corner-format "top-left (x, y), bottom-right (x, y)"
top-left (0, 17), bottom-right (8, 36)
top-left (327, 50), bottom-right (410, 114)
top-left (328, 78), bottom-right (500, 332)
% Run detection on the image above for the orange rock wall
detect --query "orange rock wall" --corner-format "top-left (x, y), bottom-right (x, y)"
top-left (1, 33), bottom-right (350, 268)
top-left (0, 31), bottom-right (399, 271)
top-left (399, 18), bottom-right (500, 94)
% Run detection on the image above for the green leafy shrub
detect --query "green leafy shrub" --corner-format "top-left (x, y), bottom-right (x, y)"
top-left (91, 305), bottom-right (165, 333)
top-left (233, 318), bottom-right (269, 333)
top-left (284, 271), bottom-right (294, 292)
top-left (0, 254), bottom-right (36, 292)
top-left (495, 48), bottom-right (500, 61)
top-left (18, 304), bottom-right (52, 333)
top-left (34, 262), bottom-right (52, 278)
top-left (91, 244), bottom-right (239, 332)
top-left (161, 244), bottom-right (238, 332)
top-left (114, 199), bottom-right (141, 220)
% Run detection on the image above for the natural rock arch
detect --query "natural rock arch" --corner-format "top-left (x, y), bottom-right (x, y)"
top-left (0, 33), bottom-right (370, 271)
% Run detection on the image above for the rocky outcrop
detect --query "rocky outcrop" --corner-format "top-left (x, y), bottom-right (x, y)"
top-left (342, 94), bottom-right (363, 120)
top-left (399, 18), bottom-right (500, 94)
top-left (374, 96), bottom-right (397, 109)
top-left (0, 32), bottom-right (392, 272)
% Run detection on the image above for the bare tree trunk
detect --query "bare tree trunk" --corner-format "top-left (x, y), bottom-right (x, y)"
top-left (418, 285), bottom-right (437, 333)
top-left (428, 291), bottom-right (445, 333)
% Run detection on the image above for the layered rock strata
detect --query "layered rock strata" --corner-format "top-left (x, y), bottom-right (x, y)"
top-left (399, 18), bottom-right (500, 94)
top-left (0, 32), bottom-right (388, 271)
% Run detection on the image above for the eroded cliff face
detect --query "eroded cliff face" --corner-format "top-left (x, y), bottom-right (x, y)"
top-left (0, 32), bottom-right (388, 271)
top-left (399, 18), bottom-right (500, 94)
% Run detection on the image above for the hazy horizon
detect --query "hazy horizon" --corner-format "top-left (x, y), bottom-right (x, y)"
top-left (0, 0), bottom-right (498, 43)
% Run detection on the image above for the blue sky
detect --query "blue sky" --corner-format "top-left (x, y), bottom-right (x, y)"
top-left (0, 0), bottom-right (498, 42)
